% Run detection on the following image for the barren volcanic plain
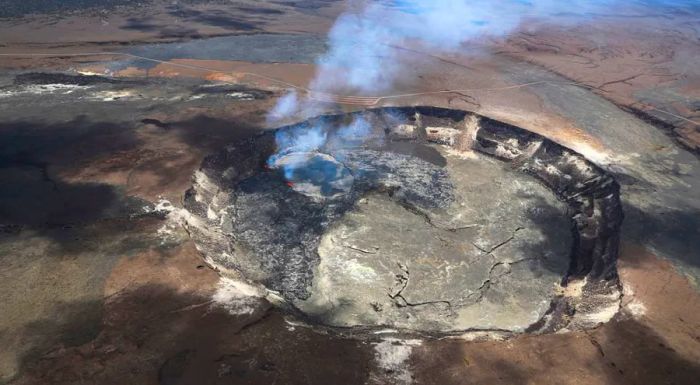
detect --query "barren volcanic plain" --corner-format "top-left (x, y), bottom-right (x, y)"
top-left (1, 1), bottom-right (699, 384)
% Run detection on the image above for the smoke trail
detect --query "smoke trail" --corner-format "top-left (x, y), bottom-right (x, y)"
top-left (271, 0), bottom-right (696, 118)
top-left (266, 114), bottom-right (372, 199)
top-left (267, 0), bottom-right (697, 184)
top-left (268, 90), bottom-right (300, 120)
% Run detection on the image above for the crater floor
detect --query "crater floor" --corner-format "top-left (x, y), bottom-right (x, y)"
top-left (186, 107), bottom-right (613, 334)
top-left (298, 148), bottom-right (571, 332)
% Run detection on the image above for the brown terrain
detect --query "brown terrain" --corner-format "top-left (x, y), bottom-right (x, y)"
top-left (1, 1), bottom-right (699, 384)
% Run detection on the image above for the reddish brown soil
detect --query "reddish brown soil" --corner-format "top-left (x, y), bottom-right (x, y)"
top-left (412, 244), bottom-right (700, 385)
top-left (11, 236), bottom-right (700, 385)
top-left (499, 18), bottom-right (700, 152)
top-left (2, 3), bottom-right (699, 384)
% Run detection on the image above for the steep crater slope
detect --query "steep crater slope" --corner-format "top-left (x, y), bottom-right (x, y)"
top-left (184, 107), bottom-right (623, 336)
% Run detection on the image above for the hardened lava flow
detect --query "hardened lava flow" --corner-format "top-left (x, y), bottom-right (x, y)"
top-left (183, 106), bottom-right (623, 338)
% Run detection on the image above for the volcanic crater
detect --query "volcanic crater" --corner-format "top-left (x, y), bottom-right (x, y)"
top-left (184, 106), bottom-right (623, 336)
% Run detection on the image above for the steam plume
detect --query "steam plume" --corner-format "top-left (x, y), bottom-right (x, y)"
top-left (270, 0), bottom-right (696, 120)
top-left (267, 0), bottom-right (697, 181)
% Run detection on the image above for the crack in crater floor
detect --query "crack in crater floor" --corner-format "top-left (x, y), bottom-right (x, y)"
top-left (185, 106), bottom-right (623, 335)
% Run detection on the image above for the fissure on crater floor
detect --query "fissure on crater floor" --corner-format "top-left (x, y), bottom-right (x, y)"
top-left (184, 106), bottom-right (623, 336)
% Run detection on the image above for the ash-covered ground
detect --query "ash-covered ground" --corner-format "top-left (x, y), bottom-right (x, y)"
top-left (1, 1), bottom-right (700, 385)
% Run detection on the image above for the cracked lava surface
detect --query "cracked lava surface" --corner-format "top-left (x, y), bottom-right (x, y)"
top-left (185, 107), bottom-right (622, 335)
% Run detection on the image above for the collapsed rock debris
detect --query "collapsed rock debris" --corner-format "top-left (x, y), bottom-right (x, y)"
top-left (184, 106), bottom-right (623, 336)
